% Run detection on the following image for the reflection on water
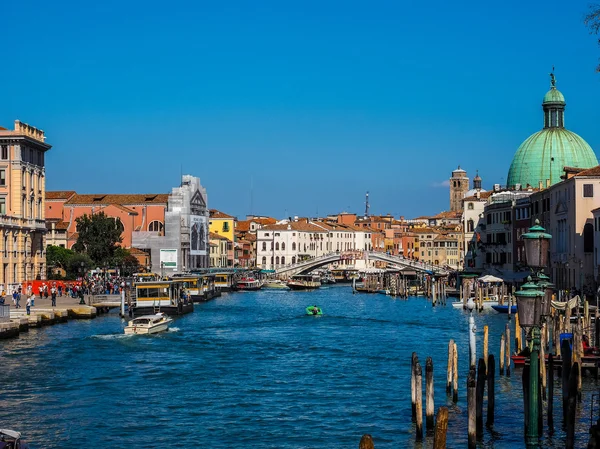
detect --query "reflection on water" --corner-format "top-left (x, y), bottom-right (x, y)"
top-left (0, 286), bottom-right (596, 448)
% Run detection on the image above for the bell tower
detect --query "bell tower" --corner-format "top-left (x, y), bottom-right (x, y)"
top-left (449, 166), bottom-right (469, 212)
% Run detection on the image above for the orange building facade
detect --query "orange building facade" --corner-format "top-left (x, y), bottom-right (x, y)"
top-left (45, 192), bottom-right (168, 249)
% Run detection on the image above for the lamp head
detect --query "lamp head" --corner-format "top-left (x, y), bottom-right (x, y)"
top-left (467, 297), bottom-right (475, 311)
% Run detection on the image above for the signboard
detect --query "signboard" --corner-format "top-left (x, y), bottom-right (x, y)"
top-left (160, 249), bottom-right (178, 269)
top-left (190, 215), bottom-right (207, 256)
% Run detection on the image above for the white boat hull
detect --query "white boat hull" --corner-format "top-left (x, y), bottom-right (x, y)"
top-left (124, 315), bottom-right (173, 335)
top-left (452, 300), bottom-right (499, 309)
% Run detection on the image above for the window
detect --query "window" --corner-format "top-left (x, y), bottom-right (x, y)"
top-left (275, 256), bottom-right (280, 265)
top-left (291, 256), bottom-right (296, 264)
top-left (275, 242), bottom-right (279, 250)
top-left (281, 256), bottom-right (285, 265)
top-left (584, 223), bottom-right (594, 253)
top-left (1, 145), bottom-right (7, 160)
top-left (468, 203), bottom-right (474, 210)
top-left (148, 221), bottom-right (164, 233)
top-left (262, 242), bottom-right (266, 251)
top-left (0, 171), bottom-right (4, 186)
top-left (281, 242), bottom-right (285, 250)
top-left (262, 256), bottom-right (266, 266)
top-left (583, 184), bottom-right (594, 198)
top-left (222, 222), bottom-right (230, 232)
top-left (292, 242), bottom-right (296, 251)
top-left (467, 219), bottom-right (474, 233)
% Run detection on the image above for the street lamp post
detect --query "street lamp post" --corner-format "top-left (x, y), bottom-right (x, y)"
top-left (467, 296), bottom-right (476, 368)
top-left (515, 219), bottom-right (552, 447)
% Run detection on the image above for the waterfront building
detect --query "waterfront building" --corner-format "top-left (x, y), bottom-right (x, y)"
top-left (132, 175), bottom-right (209, 274)
top-left (209, 232), bottom-right (230, 268)
top-left (0, 120), bottom-right (51, 287)
top-left (45, 191), bottom-right (168, 248)
top-left (413, 227), bottom-right (462, 269)
top-left (529, 166), bottom-right (600, 293)
top-left (507, 74), bottom-right (598, 189)
top-left (209, 209), bottom-right (235, 266)
top-left (462, 191), bottom-right (492, 270)
top-left (450, 166), bottom-right (469, 212)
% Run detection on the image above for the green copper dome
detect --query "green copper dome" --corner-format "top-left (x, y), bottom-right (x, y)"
top-left (543, 86), bottom-right (565, 104)
top-left (507, 75), bottom-right (598, 188)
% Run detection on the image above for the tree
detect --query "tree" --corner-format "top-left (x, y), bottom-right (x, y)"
top-left (585, 4), bottom-right (600, 71)
top-left (72, 212), bottom-right (124, 266)
top-left (67, 253), bottom-right (94, 279)
top-left (111, 247), bottom-right (141, 276)
top-left (46, 245), bottom-right (75, 271)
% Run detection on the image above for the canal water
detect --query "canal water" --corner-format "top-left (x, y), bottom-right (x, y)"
top-left (0, 285), bottom-right (596, 448)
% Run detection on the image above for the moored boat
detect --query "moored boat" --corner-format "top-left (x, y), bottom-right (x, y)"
top-left (287, 275), bottom-right (321, 290)
top-left (0, 429), bottom-right (30, 449)
top-left (491, 304), bottom-right (518, 314)
top-left (263, 279), bottom-right (289, 289)
top-left (234, 277), bottom-right (263, 291)
top-left (124, 313), bottom-right (173, 335)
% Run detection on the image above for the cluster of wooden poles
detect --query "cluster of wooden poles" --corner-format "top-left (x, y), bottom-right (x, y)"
top-left (424, 276), bottom-right (448, 306)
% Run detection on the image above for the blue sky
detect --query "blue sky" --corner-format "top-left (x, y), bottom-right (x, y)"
top-left (2, 0), bottom-right (600, 219)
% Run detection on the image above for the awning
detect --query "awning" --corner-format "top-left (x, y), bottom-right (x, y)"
top-left (478, 275), bottom-right (504, 283)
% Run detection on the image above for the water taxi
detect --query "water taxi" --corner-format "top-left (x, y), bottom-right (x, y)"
top-left (234, 277), bottom-right (263, 291)
top-left (287, 275), bottom-right (321, 290)
top-left (131, 280), bottom-right (194, 317)
top-left (214, 273), bottom-right (234, 291)
top-left (124, 313), bottom-right (173, 335)
top-left (0, 429), bottom-right (29, 449)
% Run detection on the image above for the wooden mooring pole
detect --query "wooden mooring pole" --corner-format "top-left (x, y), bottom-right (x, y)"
top-left (446, 340), bottom-right (454, 395)
top-left (476, 358), bottom-right (485, 439)
top-left (411, 352), bottom-right (418, 422)
top-left (547, 352), bottom-right (554, 433)
top-left (500, 333), bottom-right (505, 375)
top-left (566, 362), bottom-right (579, 449)
top-left (426, 357), bottom-right (435, 433)
top-left (359, 434), bottom-right (375, 449)
top-left (415, 361), bottom-right (423, 441)
top-left (561, 339), bottom-right (572, 425)
top-left (505, 323), bottom-right (511, 377)
top-left (452, 342), bottom-right (458, 403)
top-left (483, 326), bottom-right (488, 374)
top-left (467, 368), bottom-right (476, 449)
top-left (486, 354), bottom-right (495, 428)
top-left (433, 407), bottom-right (449, 449)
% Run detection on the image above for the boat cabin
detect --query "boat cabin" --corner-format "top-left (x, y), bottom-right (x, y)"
top-left (214, 272), bottom-right (234, 291)
top-left (132, 280), bottom-right (194, 316)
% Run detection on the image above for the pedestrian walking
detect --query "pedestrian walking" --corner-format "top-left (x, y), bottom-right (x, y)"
top-left (26, 294), bottom-right (33, 315)
top-left (51, 286), bottom-right (57, 307)
top-left (58, 285), bottom-right (63, 297)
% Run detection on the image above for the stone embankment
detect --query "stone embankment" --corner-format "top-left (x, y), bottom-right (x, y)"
top-left (0, 295), bottom-right (102, 339)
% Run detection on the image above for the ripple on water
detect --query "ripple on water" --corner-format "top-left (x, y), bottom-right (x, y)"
top-left (0, 286), bottom-right (596, 448)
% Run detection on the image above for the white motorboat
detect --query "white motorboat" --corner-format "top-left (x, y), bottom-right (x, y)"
top-left (263, 279), bottom-right (289, 290)
top-left (0, 428), bottom-right (29, 448)
top-left (451, 295), bottom-right (501, 309)
top-left (124, 313), bottom-right (173, 335)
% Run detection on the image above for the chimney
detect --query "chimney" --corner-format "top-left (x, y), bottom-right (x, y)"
top-left (538, 180), bottom-right (543, 190)
top-left (475, 191), bottom-right (480, 199)
top-left (546, 179), bottom-right (550, 188)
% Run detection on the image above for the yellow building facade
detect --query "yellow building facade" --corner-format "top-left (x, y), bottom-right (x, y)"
top-left (209, 209), bottom-right (235, 241)
top-left (0, 120), bottom-right (51, 288)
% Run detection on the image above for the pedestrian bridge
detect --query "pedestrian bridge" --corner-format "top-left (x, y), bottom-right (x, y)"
top-left (273, 251), bottom-right (450, 277)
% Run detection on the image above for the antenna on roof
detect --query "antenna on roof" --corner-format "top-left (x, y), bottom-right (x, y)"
top-left (364, 191), bottom-right (370, 218)
top-left (250, 175), bottom-right (254, 216)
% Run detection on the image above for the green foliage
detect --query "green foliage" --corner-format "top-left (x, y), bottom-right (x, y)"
top-left (67, 253), bottom-right (94, 278)
top-left (72, 212), bottom-right (124, 266)
top-left (112, 247), bottom-right (140, 276)
top-left (46, 245), bottom-right (75, 270)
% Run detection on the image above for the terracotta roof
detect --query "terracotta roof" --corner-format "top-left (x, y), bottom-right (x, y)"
top-left (463, 191), bottom-right (493, 201)
top-left (236, 220), bottom-right (251, 232)
top-left (56, 221), bottom-right (69, 230)
top-left (46, 191), bottom-right (76, 200)
top-left (432, 211), bottom-right (461, 219)
top-left (107, 204), bottom-right (138, 215)
top-left (209, 232), bottom-right (230, 241)
top-left (65, 194), bottom-right (168, 205)
top-left (244, 233), bottom-right (257, 242)
top-left (210, 209), bottom-right (235, 219)
top-left (575, 165), bottom-right (600, 177)
top-left (128, 247), bottom-right (149, 256)
top-left (252, 217), bottom-right (276, 225)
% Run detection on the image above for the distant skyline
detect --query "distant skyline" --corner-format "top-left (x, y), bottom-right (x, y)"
top-left (2, 0), bottom-right (600, 219)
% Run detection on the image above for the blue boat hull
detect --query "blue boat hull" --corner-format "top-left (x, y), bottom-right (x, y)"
top-left (491, 305), bottom-right (517, 314)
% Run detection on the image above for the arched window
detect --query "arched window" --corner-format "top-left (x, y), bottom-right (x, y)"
top-left (262, 242), bottom-right (266, 251)
top-left (281, 242), bottom-right (286, 250)
top-left (584, 223), bottom-right (594, 253)
top-left (292, 242), bottom-right (296, 251)
top-left (275, 256), bottom-right (280, 266)
top-left (467, 219), bottom-right (474, 233)
top-left (468, 203), bottom-right (474, 210)
top-left (291, 256), bottom-right (296, 264)
top-left (271, 256), bottom-right (274, 265)
top-left (262, 256), bottom-right (266, 266)
top-left (148, 221), bottom-right (164, 233)
top-left (275, 242), bottom-right (279, 250)
top-left (281, 256), bottom-right (285, 265)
